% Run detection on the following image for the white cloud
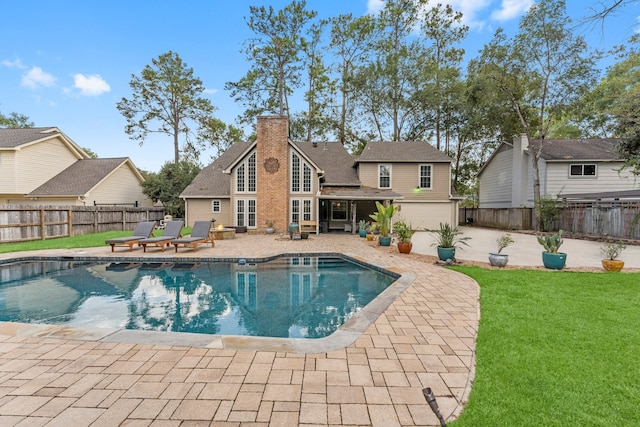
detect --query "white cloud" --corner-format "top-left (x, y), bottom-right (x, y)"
top-left (366, 0), bottom-right (384, 14)
top-left (203, 88), bottom-right (218, 95)
top-left (491, 0), bottom-right (534, 22)
top-left (72, 73), bottom-right (111, 96)
top-left (21, 66), bottom-right (56, 89)
top-left (1, 58), bottom-right (26, 69)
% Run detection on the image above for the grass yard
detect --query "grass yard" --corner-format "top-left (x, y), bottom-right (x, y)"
top-left (449, 267), bottom-right (640, 426)
top-left (0, 227), bottom-right (192, 254)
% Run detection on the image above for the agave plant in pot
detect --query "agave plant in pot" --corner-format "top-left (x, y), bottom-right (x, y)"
top-left (430, 222), bottom-right (471, 261)
top-left (358, 220), bottom-right (369, 238)
top-left (393, 220), bottom-right (415, 254)
top-left (369, 201), bottom-right (399, 246)
top-left (600, 240), bottom-right (626, 271)
top-left (489, 233), bottom-right (514, 267)
top-left (536, 230), bottom-right (566, 270)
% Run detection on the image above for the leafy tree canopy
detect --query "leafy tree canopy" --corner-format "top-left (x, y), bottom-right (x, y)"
top-left (141, 160), bottom-right (201, 218)
top-left (0, 109), bottom-right (34, 128)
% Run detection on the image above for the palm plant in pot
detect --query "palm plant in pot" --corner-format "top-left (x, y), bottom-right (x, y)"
top-left (369, 201), bottom-right (398, 246)
top-left (430, 222), bottom-right (471, 261)
top-left (536, 230), bottom-right (566, 270)
top-left (393, 220), bottom-right (415, 254)
top-left (600, 240), bottom-right (625, 271)
top-left (489, 233), bottom-right (514, 267)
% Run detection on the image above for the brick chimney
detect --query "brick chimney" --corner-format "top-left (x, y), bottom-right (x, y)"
top-left (256, 116), bottom-right (289, 232)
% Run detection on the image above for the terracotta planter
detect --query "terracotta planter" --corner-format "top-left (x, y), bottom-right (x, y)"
top-left (398, 242), bottom-right (412, 254)
top-left (602, 259), bottom-right (624, 272)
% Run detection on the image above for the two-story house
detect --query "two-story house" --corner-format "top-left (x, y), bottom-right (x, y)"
top-left (477, 135), bottom-right (639, 208)
top-left (181, 116), bottom-right (460, 232)
top-left (0, 127), bottom-right (152, 206)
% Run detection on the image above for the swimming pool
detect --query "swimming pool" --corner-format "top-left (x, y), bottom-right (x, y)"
top-left (0, 255), bottom-right (398, 339)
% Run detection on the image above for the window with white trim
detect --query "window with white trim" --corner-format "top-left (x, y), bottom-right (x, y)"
top-left (570, 164), bottom-right (596, 177)
top-left (291, 152), bottom-right (313, 193)
top-left (331, 201), bottom-right (347, 220)
top-left (379, 164), bottom-right (391, 188)
top-left (419, 164), bottom-right (432, 189)
top-left (212, 200), bottom-right (221, 213)
top-left (291, 198), bottom-right (313, 224)
top-left (236, 198), bottom-right (257, 228)
top-left (236, 152), bottom-right (256, 193)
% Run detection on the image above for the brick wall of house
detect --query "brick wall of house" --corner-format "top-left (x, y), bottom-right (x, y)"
top-left (256, 116), bottom-right (289, 233)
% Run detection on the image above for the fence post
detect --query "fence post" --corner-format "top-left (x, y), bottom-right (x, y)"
top-left (40, 207), bottom-right (45, 240)
top-left (67, 208), bottom-right (72, 237)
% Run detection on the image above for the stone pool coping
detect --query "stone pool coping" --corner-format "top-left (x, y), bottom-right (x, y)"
top-left (0, 253), bottom-right (415, 354)
top-left (0, 234), bottom-right (479, 425)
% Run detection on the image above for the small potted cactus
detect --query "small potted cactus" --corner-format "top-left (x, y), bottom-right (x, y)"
top-left (537, 230), bottom-right (566, 270)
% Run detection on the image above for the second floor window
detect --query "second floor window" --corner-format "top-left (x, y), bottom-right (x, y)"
top-left (291, 153), bottom-right (312, 193)
top-left (570, 164), bottom-right (596, 177)
top-left (379, 164), bottom-right (391, 188)
top-left (236, 152), bottom-right (256, 192)
top-left (419, 164), bottom-right (432, 189)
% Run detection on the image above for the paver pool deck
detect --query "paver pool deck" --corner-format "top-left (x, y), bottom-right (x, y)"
top-left (0, 233), bottom-right (479, 426)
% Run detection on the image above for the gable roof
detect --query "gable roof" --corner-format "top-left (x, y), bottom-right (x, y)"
top-left (538, 138), bottom-right (621, 161)
top-left (180, 142), bottom-right (253, 198)
top-left (294, 141), bottom-right (360, 186)
top-left (28, 158), bottom-right (138, 196)
top-left (0, 127), bottom-right (89, 158)
top-left (357, 141), bottom-right (453, 163)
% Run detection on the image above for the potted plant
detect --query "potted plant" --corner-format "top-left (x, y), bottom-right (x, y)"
top-left (536, 230), bottom-right (566, 270)
top-left (393, 220), bottom-right (415, 254)
top-left (489, 233), bottom-right (515, 267)
top-left (430, 222), bottom-right (471, 261)
top-left (358, 220), bottom-right (369, 238)
top-left (366, 223), bottom-right (377, 241)
top-left (265, 219), bottom-right (275, 234)
top-left (369, 201), bottom-right (399, 247)
top-left (600, 240), bottom-right (626, 271)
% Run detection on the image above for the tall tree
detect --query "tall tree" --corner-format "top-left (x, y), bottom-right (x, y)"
top-left (471, 0), bottom-right (599, 229)
top-left (225, 0), bottom-right (317, 124)
top-left (117, 51), bottom-right (216, 164)
top-left (328, 13), bottom-right (378, 146)
top-left (0, 109), bottom-right (34, 128)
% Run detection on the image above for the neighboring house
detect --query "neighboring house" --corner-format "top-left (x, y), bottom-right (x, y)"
top-left (181, 116), bottom-right (460, 232)
top-left (0, 127), bottom-right (152, 206)
top-left (477, 134), bottom-right (639, 208)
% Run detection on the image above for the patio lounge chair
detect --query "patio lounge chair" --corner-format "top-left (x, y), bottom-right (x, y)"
top-left (171, 221), bottom-right (215, 252)
top-left (139, 220), bottom-right (184, 252)
top-left (105, 221), bottom-right (156, 252)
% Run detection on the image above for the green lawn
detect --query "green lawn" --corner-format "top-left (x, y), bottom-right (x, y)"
top-left (449, 267), bottom-right (640, 427)
top-left (0, 227), bottom-right (192, 254)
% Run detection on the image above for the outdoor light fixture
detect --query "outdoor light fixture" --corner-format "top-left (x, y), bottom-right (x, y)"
top-left (422, 387), bottom-right (447, 427)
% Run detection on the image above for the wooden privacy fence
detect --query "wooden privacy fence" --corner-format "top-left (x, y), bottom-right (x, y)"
top-left (0, 205), bottom-right (165, 243)
top-left (460, 203), bottom-right (640, 239)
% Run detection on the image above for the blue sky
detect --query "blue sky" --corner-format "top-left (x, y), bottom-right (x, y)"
top-left (1, 0), bottom-right (638, 172)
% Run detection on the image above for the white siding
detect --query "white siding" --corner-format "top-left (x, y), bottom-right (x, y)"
top-left (16, 138), bottom-right (80, 193)
top-left (87, 165), bottom-right (151, 206)
top-left (479, 145), bottom-right (513, 208)
top-left (0, 151), bottom-right (17, 193)
top-left (545, 161), bottom-right (638, 196)
top-left (395, 201), bottom-right (457, 230)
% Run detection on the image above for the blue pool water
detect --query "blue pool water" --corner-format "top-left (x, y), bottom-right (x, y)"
top-left (0, 256), bottom-right (397, 339)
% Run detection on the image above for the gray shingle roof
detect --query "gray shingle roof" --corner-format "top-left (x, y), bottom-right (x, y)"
top-left (538, 138), bottom-right (620, 161)
top-left (357, 141), bottom-right (453, 163)
top-left (28, 158), bottom-right (130, 196)
top-left (0, 127), bottom-right (60, 148)
top-left (294, 141), bottom-right (360, 186)
top-left (180, 142), bottom-right (253, 197)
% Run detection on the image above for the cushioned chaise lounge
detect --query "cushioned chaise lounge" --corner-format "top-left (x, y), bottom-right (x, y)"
top-left (105, 221), bottom-right (156, 252)
top-left (171, 221), bottom-right (215, 252)
top-left (138, 220), bottom-right (184, 252)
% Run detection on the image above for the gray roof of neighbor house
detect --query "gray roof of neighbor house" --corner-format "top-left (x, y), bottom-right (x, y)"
top-left (294, 141), bottom-right (360, 186)
top-left (538, 138), bottom-right (621, 161)
top-left (357, 141), bottom-right (453, 163)
top-left (28, 158), bottom-right (132, 196)
top-left (0, 127), bottom-right (87, 157)
top-left (180, 141), bottom-right (253, 198)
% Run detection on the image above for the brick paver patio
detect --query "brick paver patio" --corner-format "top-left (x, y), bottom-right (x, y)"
top-left (0, 233), bottom-right (479, 426)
